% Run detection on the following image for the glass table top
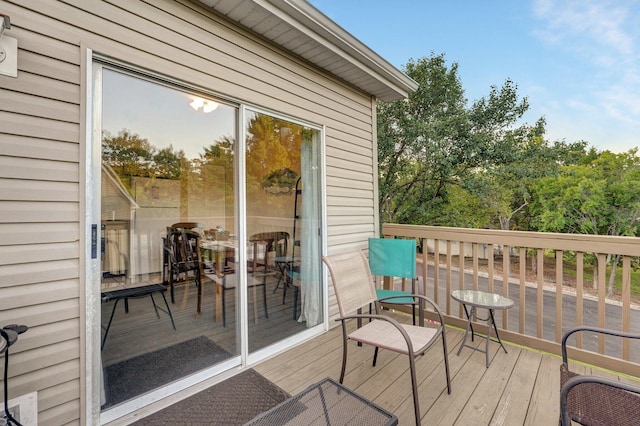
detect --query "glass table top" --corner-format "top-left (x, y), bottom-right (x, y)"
top-left (451, 289), bottom-right (514, 310)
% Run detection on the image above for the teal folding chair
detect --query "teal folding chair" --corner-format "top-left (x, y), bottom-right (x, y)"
top-left (368, 237), bottom-right (419, 324)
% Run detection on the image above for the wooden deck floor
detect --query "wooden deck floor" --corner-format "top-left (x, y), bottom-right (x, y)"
top-left (101, 274), bottom-right (639, 425)
top-left (253, 320), bottom-right (639, 425)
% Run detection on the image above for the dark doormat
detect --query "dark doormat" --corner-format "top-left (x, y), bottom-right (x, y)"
top-left (104, 336), bottom-right (232, 408)
top-left (132, 369), bottom-right (290, 425)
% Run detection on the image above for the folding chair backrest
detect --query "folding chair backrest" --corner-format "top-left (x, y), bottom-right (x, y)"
top-left (322, 251), bottom-right (377, 316)
top-left (368, 238), bottom-right (416, 279)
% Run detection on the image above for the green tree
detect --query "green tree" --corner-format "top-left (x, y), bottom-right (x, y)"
top-left (245, 113), bottom-right (302, 216)
top-left (102, 129), bottom-right (155, 179)
top-left (377, 53), bottom-right (536, 226)
top-left (457, 129), bottom-right (588, 230)
top-left (532, 149), bottom-right (640, 295)
top-left (154, 146), bottom-right (185, 180)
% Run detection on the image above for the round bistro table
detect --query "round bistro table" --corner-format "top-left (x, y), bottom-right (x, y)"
top-left (451, 289), bottom-right (514, 367)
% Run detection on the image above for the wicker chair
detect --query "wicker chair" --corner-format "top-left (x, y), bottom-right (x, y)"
top-left (560, 325), bottom-right (640, 426)
top-left (322, 250), bottom-right (451, 426)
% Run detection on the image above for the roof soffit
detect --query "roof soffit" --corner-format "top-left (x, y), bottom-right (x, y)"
top-left (196, 0), bottom-right (417, 101)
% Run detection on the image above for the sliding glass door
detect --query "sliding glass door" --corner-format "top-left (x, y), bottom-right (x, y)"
top-left (94, 65), bottom-right (323, 410)
top-left (98, 67), bottom-right (240, 409)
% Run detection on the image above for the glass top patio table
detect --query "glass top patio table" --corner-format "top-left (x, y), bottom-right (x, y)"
top-left (451, 289), bottom-right (514, 367)
top-left (451, 289), bottom-right (514, 310)
top-left (244, 377), bottom-right (398, 426)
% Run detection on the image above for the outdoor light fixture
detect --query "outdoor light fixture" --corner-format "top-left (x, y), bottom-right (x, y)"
top-left (0, 13), bottom-right (18, 78)
top-left (189, 97), bottom-right (219, 113)
top-left (0, 14), bottom-right (9, 38)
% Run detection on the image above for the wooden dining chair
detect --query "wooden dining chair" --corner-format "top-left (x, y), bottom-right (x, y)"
top-left (164, 230), bottom-right (204, 313)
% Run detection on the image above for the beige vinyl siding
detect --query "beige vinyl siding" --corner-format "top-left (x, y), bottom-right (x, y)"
top-left (0, 2), bottom-right (82, 422)
top-left (0, 0), bottom-right (378, 423)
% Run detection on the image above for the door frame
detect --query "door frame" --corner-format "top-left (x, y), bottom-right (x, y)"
top-left (84, 52), bottom-right (329, 425)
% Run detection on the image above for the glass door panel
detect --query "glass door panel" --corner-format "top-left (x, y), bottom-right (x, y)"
top-left (244, 110), bottom-right (323, 352)
top-left (98, 68), bottom-right (238, 408)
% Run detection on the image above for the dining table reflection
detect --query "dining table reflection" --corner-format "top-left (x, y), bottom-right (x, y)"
top-left (201, 238), bottom-right (271, 324)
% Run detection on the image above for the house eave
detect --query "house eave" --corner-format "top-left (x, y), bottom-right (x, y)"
top-left (196, 0), bottom-right (417, 101)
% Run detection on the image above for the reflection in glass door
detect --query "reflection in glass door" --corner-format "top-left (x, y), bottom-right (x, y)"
top-left (95, 66), bottom-right (324, 410)
top-left (98, 67), bottom-right (239, 408)
top-left (244, 110), bottom-right (323, 352)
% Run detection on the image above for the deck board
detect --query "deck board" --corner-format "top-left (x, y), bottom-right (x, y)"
top-left (525, 354), bottom-right (562, 425)
top-left (101, 280), bottom-right (640, 425)
top-left (254, 324), bottom-right (569, 425)
top-left (491, 348), bottom-right (542, 425)
top-left (458, 345), bottom-right (522, 425)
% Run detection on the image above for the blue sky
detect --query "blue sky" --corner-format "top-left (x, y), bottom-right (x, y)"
top-left (308, 0), bottom-right (640, 153)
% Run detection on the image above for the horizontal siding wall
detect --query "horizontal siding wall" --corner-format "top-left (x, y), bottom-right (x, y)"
top-left (0, 0), bottom-right (83, 423)
top-left (0, 0), bottom-right (377, 423)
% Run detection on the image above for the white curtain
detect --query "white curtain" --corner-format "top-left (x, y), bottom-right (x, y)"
top-left (297, 131), bottom-right (321, 326)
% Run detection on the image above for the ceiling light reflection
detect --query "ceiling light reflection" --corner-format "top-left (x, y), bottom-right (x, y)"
top-left (190, 97), bottom-right (219, 113)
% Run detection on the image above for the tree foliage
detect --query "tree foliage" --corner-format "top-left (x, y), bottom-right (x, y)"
top-left (530, 149), bottom-right (640, 295)
top-left (377, 53), bottom-right (535, 226)
top-left (532, 149), bottom-right (640, 237)
top-left (455, 131), bottom-right (588, 230)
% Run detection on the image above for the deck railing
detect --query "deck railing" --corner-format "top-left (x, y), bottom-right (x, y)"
top-left (382, 224), bottom-right (640, 376)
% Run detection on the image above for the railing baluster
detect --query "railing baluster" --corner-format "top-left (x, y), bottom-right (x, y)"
top-left (597, 253), bottom-right (607, 353)
top-left (622, 255), bottom-right (631, 360)
top-left (503, 245), bottom-right (510, 329)
top-left (458, 241), bottom-right (464, 289)
top-left (472, 243), bottom-right (479, 290)
top-left (556, 250), bottom-right (563, 343)
top-left (432, 239), bottom-right (439, 304)
top-left (458, 241), bottom-right (464, 318)
top-left (488, 244), bottom-right (494, 294)
top-left (576, 252), bottom-right (584, 348)
top-left (519, 247), bottom-right (526, 335)
top-left (446, 240), bottom-right (452, 315)
top-left (537, 248), bottom-right (544, 339)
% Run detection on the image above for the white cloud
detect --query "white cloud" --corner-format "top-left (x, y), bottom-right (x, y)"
top-left (532, 0), bottom-right (634, 56)
top-left (531, 0), bottom-right (640, 150)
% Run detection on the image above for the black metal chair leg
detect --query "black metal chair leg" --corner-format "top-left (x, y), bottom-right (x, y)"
top-left (101, 299), bottom-right (121, 350)
top-left (159, 292), bottom-right (176, 330)
top-left (149, 293), bottom-right (161, 318)
top-left (263, 277), bottom-right (268, 318)
top-left (339, 322), bottom-right (348, 383)
top-left (442, 328), bottom-right (451, 394)
top-left (409, 355), bottom-right (420, 426)
top-left (222, 284), bottom-right (227, 327)
top-left (169, 275), bottom-right (175, 304)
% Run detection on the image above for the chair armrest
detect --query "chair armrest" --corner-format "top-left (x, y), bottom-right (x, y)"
top-left (377, 294), bottom-right (446, 327)
top-left (560, 373), bottom-right (640, 426)
top-left (561, 325), bottom-right (640, 363)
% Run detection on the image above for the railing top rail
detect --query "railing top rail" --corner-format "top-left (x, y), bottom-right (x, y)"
top-left (382, 224), bottom-right (640, 256)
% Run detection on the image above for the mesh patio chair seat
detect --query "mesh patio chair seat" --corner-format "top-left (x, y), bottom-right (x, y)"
top-left (560, 325), bottom-right (640, 426)
top-left (322, 250), bottom-right (451, 426)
